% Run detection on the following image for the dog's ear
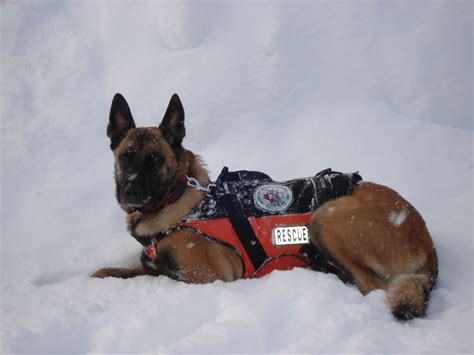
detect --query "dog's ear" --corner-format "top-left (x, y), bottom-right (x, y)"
top-left (159, 93), bottom-right (185, 148)
top-left (107, 93), bottom-right (136, 150)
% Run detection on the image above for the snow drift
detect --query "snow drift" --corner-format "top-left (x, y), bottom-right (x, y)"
top-left (1, 1), bottom-right (472, 353)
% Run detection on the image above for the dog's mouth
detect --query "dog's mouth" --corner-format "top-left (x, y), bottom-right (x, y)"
top-left (122, 177), bottom-right (185, 213)
top-left (126, 195), bottom-right (154, 210)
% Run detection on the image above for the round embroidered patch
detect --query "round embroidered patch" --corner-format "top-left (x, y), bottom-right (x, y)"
top-left (253, 184), bottom-right (293, 213)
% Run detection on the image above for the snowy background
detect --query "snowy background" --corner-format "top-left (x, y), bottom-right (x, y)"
top-left (1, 1), bottom-right (473, 353)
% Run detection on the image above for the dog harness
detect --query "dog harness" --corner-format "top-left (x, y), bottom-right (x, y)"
top-left (143, 167), bottom-right (362, 279)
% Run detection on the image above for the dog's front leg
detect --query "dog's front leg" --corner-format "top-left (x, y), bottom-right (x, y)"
top-left (91, 265), bottom-right (147, 279)
top-left (129, 187), bottom-right (203, 237)
top-left (141, 230), bottom-right (243, 283)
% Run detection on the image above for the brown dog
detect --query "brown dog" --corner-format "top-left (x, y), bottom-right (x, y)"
top-left (92, 93), bottom-right (438, 320)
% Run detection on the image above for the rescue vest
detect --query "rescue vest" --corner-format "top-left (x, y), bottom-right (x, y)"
top-left (144, 167), bottom-right (362, 279)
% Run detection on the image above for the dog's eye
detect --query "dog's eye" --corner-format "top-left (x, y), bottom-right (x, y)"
top-left (120, 153), bottom-right (132, 164)
top-left (148, 152), bottom-right (163, 165)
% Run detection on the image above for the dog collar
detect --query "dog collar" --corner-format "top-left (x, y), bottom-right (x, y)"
top-left (137, 176), bottom-right (188, 214)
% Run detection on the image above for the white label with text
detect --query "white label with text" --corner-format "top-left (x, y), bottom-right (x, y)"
top-left (272, 225), bottom-right (310, 246)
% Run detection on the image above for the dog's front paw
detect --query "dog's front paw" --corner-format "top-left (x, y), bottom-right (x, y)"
top-left (133, 213), bottom-right (161, 237)
top-left (91, 267), bottom-right (146, 279)
top-left (129, 205), bottom-right (180, 238)
top-left (91, 268), bottom-right (117, 278)
top-left (128, 210), bottom-right (163, 239)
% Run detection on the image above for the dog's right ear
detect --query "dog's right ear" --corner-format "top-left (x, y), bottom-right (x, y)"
top-left (107, 93), bottom-right (136, 150)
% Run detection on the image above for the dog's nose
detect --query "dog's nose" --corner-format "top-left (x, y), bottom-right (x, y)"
top-left (124, 182), bottom-right (144, 204)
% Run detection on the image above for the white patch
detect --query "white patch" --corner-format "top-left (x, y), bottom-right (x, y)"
top-left (144, 258), bottom-right (158, 270)
top-left (388, 209), bottom-right (408, 227)
top-left (127, 173), bottom-right (138, 181)
top-left (327, 207), bottom-right (335, 213)
top-left (253, 184), bottom-right (293, 213)
top-left (186, 242), bottom-right (195, 249)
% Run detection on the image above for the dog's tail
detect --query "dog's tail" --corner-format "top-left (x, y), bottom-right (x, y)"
top-left (387, 256), bottom-right (437, 320)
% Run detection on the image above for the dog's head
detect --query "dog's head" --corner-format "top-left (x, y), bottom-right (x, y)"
top-left (107, 93), bottom-right (187, 212)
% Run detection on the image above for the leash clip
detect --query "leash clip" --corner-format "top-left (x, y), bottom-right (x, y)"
top-left (186, 175), bottom-right (216, 196)
top-left (205, 183), bottom-right (217, 197)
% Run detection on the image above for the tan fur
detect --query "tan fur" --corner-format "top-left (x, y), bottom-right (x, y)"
top-left (92, 231), bottom-right (243, 283)
top-left (155, 230), bottom-right (243, 283)
top-left (310, 182), bottom-right (437, 318)
top-left (387, 274), bottom-right (430, 318)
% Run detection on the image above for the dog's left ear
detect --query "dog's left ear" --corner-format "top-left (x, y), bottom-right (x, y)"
top-left (159, 93), bottom-right (185, 148)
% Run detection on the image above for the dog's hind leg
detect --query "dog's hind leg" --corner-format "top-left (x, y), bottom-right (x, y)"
top-left (91, 266), bottom-right (146, 279)
top-left (328, 255), bottom-right (387, 295)
top-left (309, 182), bottom-right (438, 319)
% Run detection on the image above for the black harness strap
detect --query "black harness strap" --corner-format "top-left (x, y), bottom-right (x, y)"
top-left (217, 182), bottom-right (268, 271)
top-left (132, 232), bottom-right (166, 248)
top-left (133, 235), bottom-right (153, 247)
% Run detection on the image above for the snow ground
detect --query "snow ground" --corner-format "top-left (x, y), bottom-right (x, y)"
top-left (1, 1), bottom-right (473, 353)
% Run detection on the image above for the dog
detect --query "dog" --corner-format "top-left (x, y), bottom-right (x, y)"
top-left (92, 93), bottom-right (438, 320)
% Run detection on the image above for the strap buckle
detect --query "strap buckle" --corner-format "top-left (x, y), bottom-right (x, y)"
top-left (144, 238), bottom-right (157, 261)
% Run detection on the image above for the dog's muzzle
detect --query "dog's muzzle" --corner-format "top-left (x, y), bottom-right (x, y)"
top-left (123, 182), bottom-right (151, 207)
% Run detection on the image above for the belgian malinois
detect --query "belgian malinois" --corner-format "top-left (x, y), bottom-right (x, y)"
top-left (92, 93), bottom-right (438, 320)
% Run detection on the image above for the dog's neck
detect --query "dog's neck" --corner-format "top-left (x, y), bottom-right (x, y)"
top-left (135, 176), bottom-right (188, 214)
top-left (129, 150), bottom-right (209, 239)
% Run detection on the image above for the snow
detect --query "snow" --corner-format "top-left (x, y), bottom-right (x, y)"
top-left (127, 173), bottom-right (138, 182)
top-left (388, 210), bottom-right (408, 228)
top-left (1, 1), bottom-right (473, 353)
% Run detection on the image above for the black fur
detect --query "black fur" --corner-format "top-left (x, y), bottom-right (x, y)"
top-left (115, 129), bottom-right (176, 211)
top-left (107, 93), bottom-right (136, 150)
top-left (392, 303), bottom-right (420, 320)
top-left (159, 93), bottom-right (186, 149)
top-left (141, 248), bottom-right (181, 280)
top-left (301, 242), bottom-right (355, 285)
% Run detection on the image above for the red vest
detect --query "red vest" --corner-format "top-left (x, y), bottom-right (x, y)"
top-left (144, 168), bottom-right (361, 279)
top-left (171, 213), bottom-right (313, 278)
